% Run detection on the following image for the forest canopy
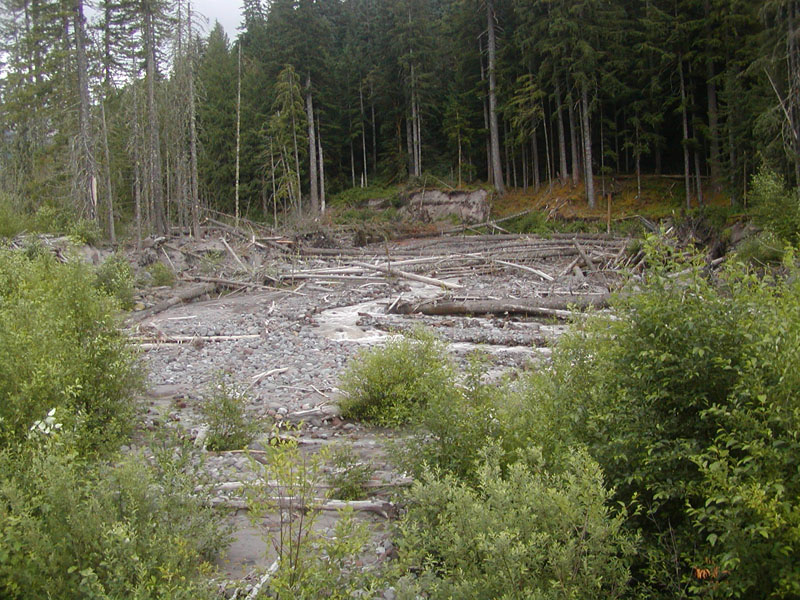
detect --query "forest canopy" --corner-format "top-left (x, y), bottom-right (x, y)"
top-left (0, 0), bottom-right (797, 235)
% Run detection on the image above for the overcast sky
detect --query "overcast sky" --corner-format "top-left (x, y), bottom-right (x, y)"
top-left (195, 0), bottom-right (243, 39)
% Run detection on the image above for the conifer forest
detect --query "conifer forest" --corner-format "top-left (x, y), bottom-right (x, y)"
top-left (0, 0), bottom-right (797, 229)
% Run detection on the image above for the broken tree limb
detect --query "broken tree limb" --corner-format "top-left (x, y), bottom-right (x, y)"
top-left (351, 260), bottom-right (462, 290)
top-left (220, 236), bottom-right (252, 274)
top-left (390, 295), bottom-right (607, 320)
top-left (127, 283), bottom-right (218, 324)
top-left (574, 242), bottom-right (597, 272)
top-left (133, 334), bottom-right (260, 345)
top-left (209, 496), bottom-right (396, 518)
top-left (245, 559), bottom-right (280, 600)
top-left (492, 259), bottom-right (555, 281)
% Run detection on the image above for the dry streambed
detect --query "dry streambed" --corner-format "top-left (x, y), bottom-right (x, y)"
top-left (129, 231), bottom-right (626, 594)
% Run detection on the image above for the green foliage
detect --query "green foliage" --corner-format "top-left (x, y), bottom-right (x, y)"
top-left (396, 447), bottom-right (635, 600)
top-left (750, 167), bottom-right (800, 243)
top-left (398, 353), bottom-right (509, 482)
top-left (338, 330), bottom-right (456, 427)
top-left (68, 218), bottom-right (102, 246)
top-left (0, 250), bottom-right (142, 455)
top-left (94, 253), bottom-right (135, 310)
top-left (329, 184), bottom-right (399, 209)
top-left (0, 202), bottom-right (33, 238)
top-left (505, 210), bottom-right (551, 234)
top-left (544, 238), bottom-right (800, 597)
top-left (0, 442), bottom-right (224, 600)
top-left (199, 375), bottom-right (259, 451)
top-left (246, 436), bottom-right (378, 599)
top-left (734, 231), bottom-right (787, 266)
top-left (326, 443), bottom-right (373, 501)
top-left (146, 261), bottom-right (176, 287)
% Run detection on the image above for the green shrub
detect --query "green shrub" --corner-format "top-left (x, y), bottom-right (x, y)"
top-left (0, 250), bottom-right (142, 455)
top-left (0, 443), bottom-right (224, 599)
top-left (397, 353), bottom-right (509, 481)
top-left (68, 218), bottom-right (102, 246)
top-left (199, 376), bottom-right (259, 451)
top-left (505, 210), bottom-right (551, 234)
top-left (0, 203), bottom-right (31, 238)
top-left (338, 330), bottom-right (455, 426)
top-left (542, 238), bottom-right (800, 597)
top-left (734, 231), bottom-right (786, 266)
top-left (94, 252), bottom-right (135, 309)
top-left (396, 447), bottom-right (635, 600)
top-left (246, 437), bottom-right (377, 599)
top-left (326, 443), bottom-right (373, 501)
top-left (146, 261), bottom-right (176, 287)
top-left (750, 167), bottom-right (800, 243)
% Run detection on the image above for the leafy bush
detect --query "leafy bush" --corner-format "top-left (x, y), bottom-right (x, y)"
top-left (397, 353), bottom-right (509, 481)
top-left (396, 447), bottom-right (635, 600)
top-left (246, 437), bottom-right (377, 599)
top-left (0, 203), bottom-right (32, 238)
top-left (543, 239), bottom-right (800, 597)
top-left (750, 167), bottom-right (800, 243)
top-left (0, 250), bottom-right (142, 455)
top-left (199, 375), bottom-right (259, 451)
top-left (327, 443), bottom-right (373, 501)
top-left (67, 218), bottom-right (102, 246)
top-left (339, 330), bottom-right (455, 426)
top-left (734, 231), bottom-right (786, 266)
top-left (0, 442), bottom-right (224, 600)
top-left (94, 252), bottom-right (135, 309)
top-left (146, 261), bottom-right (176, 287)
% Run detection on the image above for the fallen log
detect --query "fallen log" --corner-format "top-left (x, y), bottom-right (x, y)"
top-left (390, 295), bottom-right (608, 319)
top-left (133, 334), bottom-right (261, 345)
top-left (351, 260), bottom-right (462, 290)
top-left (127, 282), bottom-right (218, 324)
top-left (209, 496), bottom-right (396, 518)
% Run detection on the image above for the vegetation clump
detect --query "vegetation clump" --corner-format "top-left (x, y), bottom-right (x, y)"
top-left (199, 375), bottom-right (260, 451)
top-left (0, 250), bottom-right (141, 455)
top-left (338, 329), bottom-right (455, 427)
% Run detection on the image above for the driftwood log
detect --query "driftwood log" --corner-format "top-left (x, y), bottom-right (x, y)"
top-left (390, 295), bottom-right (608, 319)
top-left (127, 282), bottom-right (218, 324)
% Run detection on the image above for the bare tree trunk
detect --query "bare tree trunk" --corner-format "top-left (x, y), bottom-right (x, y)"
top-left (532, 132), bottom-right (540, 190)
top-left (317, 117), bottom-right (325, 213)
top-left (188, 2), bottom-right (200, 237)
top-left (543, 105), bottom-right (553, 190)
top-left (371, 81), bottom-right (378, 171)
top-left (359, 81), bottom-right (368, 187)
top-left (635, 124), bottom-right (642, 199)
top-left (486, 0), bottom-right (504, 194)
top-left (144, 8), bottom-right (167, 234)
top-left (480, 39), bottom-right (492, 184)
top-left (100, 100), bottom-right (115, 243)
top-left (74, 0), bottom-right (96, 221)
top-left (504, 119), bottom-right (511, 188)
top-left (235, 43), bottom-right (241, 225)
top-left (568, 89), bottom-right (580, 185)
top-left (305, 73), bottom-right (319, 212)
top-left (678, 56), bottom-right (692, 209)
top-left (581, 81), bottom-right (595, 208)
top-left (789, 0), bottom-right (800, 184)
top-left (555, 77), bottom-right (568, 183)
top-left (406, 117), bottom-right (414, 177)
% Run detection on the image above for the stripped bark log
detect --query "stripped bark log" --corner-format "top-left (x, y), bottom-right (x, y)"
top-left (209, 496), bottom-right (395, 518)
top-left (127, 283), bottom-right (217, 324)
top-left (351, 261), bottom-right (462, 290)
top-left (390, 295), bottom-right (607, 319)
